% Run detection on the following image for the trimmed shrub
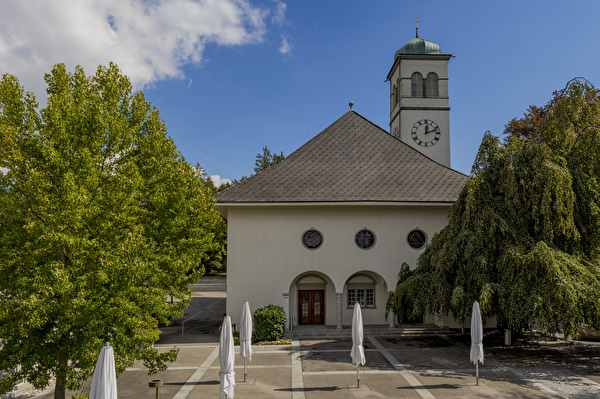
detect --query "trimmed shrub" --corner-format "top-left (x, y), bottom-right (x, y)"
top-left (253, 304), bottom-right (287, 343)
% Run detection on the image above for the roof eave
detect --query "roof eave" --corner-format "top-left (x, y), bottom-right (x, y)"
top-left (215, 200), bottom-right (457, 208)
top-left (386, 53), bottom-right (453, 81)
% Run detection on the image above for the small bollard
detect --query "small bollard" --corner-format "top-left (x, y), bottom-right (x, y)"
top-left (181, 322), bottom-right (184, 337)
top-left (504, 329), bottom-right (512, 346)
top-left (149, 379), bottom-right (163, 399)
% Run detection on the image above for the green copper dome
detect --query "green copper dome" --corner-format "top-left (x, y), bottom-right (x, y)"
top-left (394, 37), bottom-right (442, 59)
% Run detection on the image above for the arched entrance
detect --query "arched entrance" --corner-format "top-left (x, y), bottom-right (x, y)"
top-left (343, 271), bottom-right (389, 326)
top-left (289, 272), bottom-right (336, 326)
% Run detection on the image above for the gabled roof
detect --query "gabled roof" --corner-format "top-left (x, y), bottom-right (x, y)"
top-left (216, 111), bottom-right (467, 204)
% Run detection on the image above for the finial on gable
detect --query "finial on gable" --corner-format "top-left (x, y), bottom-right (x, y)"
top-left (349, 102), bottom-right (354, 111)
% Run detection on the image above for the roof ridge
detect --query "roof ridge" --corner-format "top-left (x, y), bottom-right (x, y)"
top-left (216, 111), bottom-right (468, 203)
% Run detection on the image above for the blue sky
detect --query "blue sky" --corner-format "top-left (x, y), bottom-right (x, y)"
top-left (2, 0), bottom-right (600, 183)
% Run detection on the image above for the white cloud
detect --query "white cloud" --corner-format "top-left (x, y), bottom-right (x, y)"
top-left (271, 0), bottom-right (287, 26)
top-left (210, 174), bottom-right (232, 187)
top-left (0, 0), bottom-right (274, 96)
top-left (279, 35), bottom-right (293, 56)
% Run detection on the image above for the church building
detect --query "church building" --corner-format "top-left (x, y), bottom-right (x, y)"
top-left (215, 30), bottom-right (468, 329)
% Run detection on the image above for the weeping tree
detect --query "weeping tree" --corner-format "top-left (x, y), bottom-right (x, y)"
top-left (0, 63), bottom-right (223, 398)
top-left (389, 79), bottom-right (600, 338)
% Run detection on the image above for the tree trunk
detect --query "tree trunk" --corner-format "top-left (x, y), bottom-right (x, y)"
top-left (54, 353), bottom-right (68, 399)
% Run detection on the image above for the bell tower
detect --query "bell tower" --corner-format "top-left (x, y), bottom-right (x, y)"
top-left (387, 22), bottom-right (452, 167)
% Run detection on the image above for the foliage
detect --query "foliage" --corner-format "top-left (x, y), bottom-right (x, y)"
top-left (386, 263), bottom-right (414, 322)
top-left (254, 145), bottom-right (285, 174)
top-left (391, 79), bottom-right (600, 338)
top-left (252, 304), bottom-right (287, 343)
top-left (192, 163), bottom-right (227, 273)
top-left (503, 104), bottom-right (546, 141)
top-left (216, 145), bottom-right (284, 191)
top-left (0, 63), bottom-right (223, 397)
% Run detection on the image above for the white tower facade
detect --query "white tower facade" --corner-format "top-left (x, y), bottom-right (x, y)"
top-left (387, 32), bottom-right (452, 167)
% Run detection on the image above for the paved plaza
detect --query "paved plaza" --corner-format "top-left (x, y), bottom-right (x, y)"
top-left (27, 283), bottom-right (600, 399)
top-left (108, 335), bottom-right (600, 399)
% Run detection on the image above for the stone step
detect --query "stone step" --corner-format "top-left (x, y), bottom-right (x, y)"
top-left (286, 324), bottom-right (453, 339)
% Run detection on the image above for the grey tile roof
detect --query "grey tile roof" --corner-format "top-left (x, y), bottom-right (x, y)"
top-left (216, 111), bottom-right (467, 204)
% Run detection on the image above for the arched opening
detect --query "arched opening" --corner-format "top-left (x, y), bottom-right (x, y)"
top-left (289, 272), bottom-right (336, 327)
top-left (343, 271), bottom-right (389, 326)
top-left (426, 72), bottom-right (439, 98)
top-left (411, 72), bottom-right (423, 97)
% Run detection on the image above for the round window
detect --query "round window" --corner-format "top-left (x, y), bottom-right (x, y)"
top-left (302, 229), bottom-right (323, 249)
top-left (407, 229), bottom-right (427, 249)
top-left (355, 229), bottom-right (375, 250)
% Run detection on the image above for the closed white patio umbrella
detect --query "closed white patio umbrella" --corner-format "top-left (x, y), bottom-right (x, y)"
top-left (240, 300), bottom-right (253, 382)
top-left (470, 301), bottom-right (484, 385)
top-left (219, 315), bottom-right (235, 399)
top-left (350, 302), bottom-right (366, 388)
top-left (89, 342), bottom-right (117, 399)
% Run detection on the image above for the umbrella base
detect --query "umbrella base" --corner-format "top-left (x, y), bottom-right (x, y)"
top-left (347, 384), bottom-right (370, 391)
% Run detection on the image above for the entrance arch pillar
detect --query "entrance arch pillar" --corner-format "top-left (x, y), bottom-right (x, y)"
top-left (283, 292), bottom-right (291, 330)
top-left (336, 292), bottom-right (343, 330)
top-left (388, 310), bottom-right (396, 329)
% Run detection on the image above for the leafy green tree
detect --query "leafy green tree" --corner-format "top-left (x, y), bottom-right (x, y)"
top-left (192, 163), bottom-right (227, 273)
top-left (390, 79), bottom-right (600, 338)
top-left (254, 145), bottom-right (284, 173)
top-left (0, 63), bottom-right (222, 398)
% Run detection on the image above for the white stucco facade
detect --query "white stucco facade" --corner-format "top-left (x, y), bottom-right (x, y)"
top-left (224, 203), bottom-right (452, 328)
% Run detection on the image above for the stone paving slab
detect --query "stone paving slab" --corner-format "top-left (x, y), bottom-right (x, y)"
top-left (135, 346), bottom-right (217, 369)
top-left (411, 369), bottom-right (553, 398)
top-left (301, 350), bottom-right (392, 372)
top-left (584, 373), bottom-right (600, 385)
top-left (378, 335), bottom-right (455, 349)
top-left (236, 351), bottom-right (290, 367)
top-left (194, 360), bottom-right (292, 398)
top-left (513, 368), bottom-right (600, 399)
top-left (388, 347), bottom-right (470, 370)
top-left (302, 373), bottom-right (421, 399)
top-left (300, 338), bottom-right (356, 351)
top-left (116, 369), bottom-right (197, 399)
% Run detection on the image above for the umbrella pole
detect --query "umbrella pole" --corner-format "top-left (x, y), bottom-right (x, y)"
top-left (244, 358), bottom-right (247, 382)
top-left (476, 361), bottom-right (479, 386)
top-left (357, 365), bottom-right (360, 388)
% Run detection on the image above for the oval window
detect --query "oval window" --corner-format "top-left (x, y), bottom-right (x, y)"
top-left (302, 229), bottom-right (323, 249)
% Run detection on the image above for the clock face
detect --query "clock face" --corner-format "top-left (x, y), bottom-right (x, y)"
top-left (411, 119), bottom-right (441, 147)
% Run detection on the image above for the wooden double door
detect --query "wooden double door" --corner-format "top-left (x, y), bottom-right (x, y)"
top-left (298, 290), bottom-right (325, 325)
